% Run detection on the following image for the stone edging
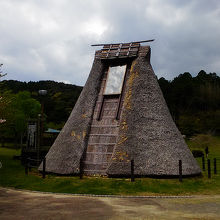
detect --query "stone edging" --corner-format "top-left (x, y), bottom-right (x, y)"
top-left (1, 187), bottom-right (194, 199)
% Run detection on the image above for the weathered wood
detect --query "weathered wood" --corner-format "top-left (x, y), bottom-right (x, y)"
top-left (106, 44), bottom-right (112, 58)
top-left (214, 158), bottom-right (217, 174)
top-left (208, 159), bottom-right (211, 178)
top-left (86, 152), bottom-right (114, 155)
top-left (96, 41), bottom-right (142, 59)
top-left (202, 155), bottom-right (205, 171)
top-left (25, 158), bottom-right (29, 175)
top-left (89, 134), bottom-right (117, 136)
top-left (41, 44), bottom-right (201, 177)
top-left (91, 125), bottom-right (119, 128)
top-left (97, 95), bottom-right (104, 120)
top-left (127, 43), bottom-right (132, 56)
top-left (91, 39), bottom-right (155, 46)
top-left (179, 160), bottom-right (182, 182)
top-left (88, 143), bottom-right (117, 146)
top-left (83, 67), bottom-right (124, 175)
top-left (116, 64), bottom-right (129, 120)
top-left (79, 158), bottom-right (83, 179)
top-left (42, 157), bottom-right (46, 179)
top-left (131, 159), bottom-right (135, 182)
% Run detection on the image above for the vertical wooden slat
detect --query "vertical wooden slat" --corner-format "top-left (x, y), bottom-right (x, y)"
top-left (116, 44), bottom-right (122, 57)
top-left (214, 158), bottom-right (217, 175)
top-left (202, 155), bottom-right (205, 171)
top-left (116, 64), bottom-right (129, 120)
top-left (131, 159), bottom-right (135, 182)
top-left (42, 157), bottom-right (46, 179)
top-left (208, 159), bottom-right (211, 178)
top-left (179, 160), bottom-right (182, 182)
top-left (97, 95), bottom-right (104, 121)
top-left (80, 158), bottom-right (83, 179)
top-left (127, 42), bottom-right (132, 56)
top-left (106, 45), bottom-right (112, 58)
top-left (84, 67), bottom-right (122, 175)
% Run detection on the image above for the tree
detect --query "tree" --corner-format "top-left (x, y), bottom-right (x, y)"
top-left (0, 64), bottom-right (7, 124)
top-left (0, 97), bottom-right (6, 124)
top-left (11, 91), bottom-right (41, 147)
top-left (0, 90), bottom-right (14, 147)
top-left (0, 91), bottom-right (41, 147)
top-left (0, 64), bottom-right (7, 78)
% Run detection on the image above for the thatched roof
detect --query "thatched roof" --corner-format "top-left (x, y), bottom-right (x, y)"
top-left (39, 45), bottom-right (201, 176)
top-left (107, 47), bottom-right (201, 176)
top-left (39, 57), bottom-right (104, 174)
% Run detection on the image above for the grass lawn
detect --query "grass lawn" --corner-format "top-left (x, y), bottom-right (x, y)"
top-left (0, 134), bottom-right (220, 196)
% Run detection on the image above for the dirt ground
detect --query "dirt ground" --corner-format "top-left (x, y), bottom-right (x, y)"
top-left (0, 187), bottom-right (220, 220)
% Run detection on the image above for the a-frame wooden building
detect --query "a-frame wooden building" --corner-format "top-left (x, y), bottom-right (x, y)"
top-left (39, 40), bottom-right (201, 177)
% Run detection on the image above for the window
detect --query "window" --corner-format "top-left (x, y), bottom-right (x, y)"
top-left (104, 65), bottom-right (126, 95)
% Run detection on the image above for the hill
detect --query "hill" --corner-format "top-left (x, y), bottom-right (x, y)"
top-left (1, 69), bottom-right (220, 136)
top-left (0, 80), bottom-right (82, 127)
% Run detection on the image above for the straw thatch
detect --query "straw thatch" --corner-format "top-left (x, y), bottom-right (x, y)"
top-left (39, 45), bottom-right (201, 176)
top-left (107, 47), bottom-right (201, 176)
top-left (39, 57), bottom-right (104, 174)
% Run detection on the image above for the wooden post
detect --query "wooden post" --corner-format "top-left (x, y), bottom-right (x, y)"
top-left (37, 114), bottom-right (41, 165)
top-left (131, 159), bottom-right (135, 182)
top-left (25, 158), bottom-right (28, 175)
top-left (80, 158), bottom-right (83, 179)
top-left (42, 157), bottom-right (46, 179)
top-left (214, 158), bottom-right (217, 175)
top-left (28, 157), bottom-right (32, 172)
top-left (179, 160), bottom-right (182, 182)
top-left (205, 147), bottom-right (209, 158)
top-left (208, 159), bottom-right (211, 178)
top-left (202, 155), bottom-right (205, 171)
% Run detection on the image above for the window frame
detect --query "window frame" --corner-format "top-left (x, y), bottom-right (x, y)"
top-left (103, 65), bottom-right (127, 96)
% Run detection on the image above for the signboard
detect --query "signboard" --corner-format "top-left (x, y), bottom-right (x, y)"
top-left (27, 121), bottom-right (37, 149)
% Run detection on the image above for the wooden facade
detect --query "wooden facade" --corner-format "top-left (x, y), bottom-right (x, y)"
top-left (83, 63), bottom-right (131, 175)
top-left (40, 40), bottom-right (201, 177)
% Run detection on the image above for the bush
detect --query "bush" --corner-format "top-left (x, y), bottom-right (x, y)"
top-left (192, 150), bottom-right (204, 158)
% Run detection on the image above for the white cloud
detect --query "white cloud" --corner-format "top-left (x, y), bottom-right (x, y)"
top-left (83, 18), bottom-right (108, 37)
top-left (0, 0), bottom-right (219, 86)
top-left (145, 0), bottom-right (190, 27)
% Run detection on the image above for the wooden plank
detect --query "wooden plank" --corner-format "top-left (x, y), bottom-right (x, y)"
top-left (97, 95), bottom-right (104, 120)
top-left (116, 64), bottom-right (128, 120)
top-left (86, 152), bottom-right (113, 155)
top-left (91, 125), bottom-right (119, 128)
top-left (83, 64), bottom-right (126, 174)
top-left (89, 134), bottom-right (117, 136)
top-left (87, 143), bottom-right (116, 145)
top-left (91, 39), bottom-right (154, 46)
top-left (116, 43), bottom-right (122, 57)
top-left (106, 44), bottom-right (112, 58)
top-left (96, 100), bottom-right (120, 104)
top-left (98, 41), bottom-right (142, 59)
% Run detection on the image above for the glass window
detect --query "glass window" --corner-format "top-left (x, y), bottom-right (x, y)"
top-left (104, 65), bottom-right (126, 95)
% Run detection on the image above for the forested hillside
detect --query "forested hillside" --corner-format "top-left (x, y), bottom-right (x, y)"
top-left (158, 70), bottom-right (220, 136)
top-left (0, 70), bottom-right (220, 142)
top-left (0, 80), bottom-right (82, 126)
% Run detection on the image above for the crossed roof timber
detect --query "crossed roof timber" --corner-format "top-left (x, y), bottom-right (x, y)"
top-left (91, 39), bottom-right (155, 47)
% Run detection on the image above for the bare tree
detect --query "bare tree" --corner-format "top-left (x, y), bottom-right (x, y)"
top-left (0, 64), bottom-right (7, 78)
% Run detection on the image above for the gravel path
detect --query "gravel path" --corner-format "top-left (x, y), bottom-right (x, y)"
top-left (0, 187), bottom-right (220, 219)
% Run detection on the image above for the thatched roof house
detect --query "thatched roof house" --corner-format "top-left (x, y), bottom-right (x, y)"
top-left (39, 41), bottom-right (201, 177)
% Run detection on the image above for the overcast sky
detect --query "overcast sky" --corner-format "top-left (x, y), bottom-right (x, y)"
top-left (0, 0), bottom-right (220, 86)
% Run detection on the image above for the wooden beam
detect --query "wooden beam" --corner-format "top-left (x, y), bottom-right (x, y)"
top-left (91, 39), bottom-right (155, 47)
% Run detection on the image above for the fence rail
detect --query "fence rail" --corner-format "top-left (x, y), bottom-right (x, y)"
top-left (197, 156), bottom-right (218, 177)
top-left (23, 154), bottom-right (218, 180)
top-left (25, 157), bottom-right (46, 178)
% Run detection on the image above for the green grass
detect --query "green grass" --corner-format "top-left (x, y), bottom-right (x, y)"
top-left (1, 135), bottom-right (220, 196)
